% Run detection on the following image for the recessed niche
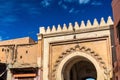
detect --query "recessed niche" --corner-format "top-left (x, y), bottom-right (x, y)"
top-left (26, 50), bottom-right (28, 54)
top-left (20, 56), bottom-right (22, 59)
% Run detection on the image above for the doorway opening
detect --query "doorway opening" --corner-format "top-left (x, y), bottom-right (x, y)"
top-left (0, 63), bottom-right (7, 80)
top-left (62, 57), bottom-right (97, 80)
top-left (85, 77), bottom-right (95, 80)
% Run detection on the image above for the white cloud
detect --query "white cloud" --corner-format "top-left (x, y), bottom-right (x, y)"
top-left (40, 0), bottom-right (51, 7)
top-left (58, 1), bottom-right (67, 10)
top-left (62, 4), bottom-right (67, 9)
top-left (91, 1), bottom-right (102, 6)
top-left (69, 8), bottom-right (80, 14)
top-left (58, 0), bottom-right (62, 5)
top-left (79, 0), bottom-right (90, 4)
top-left (0, 36), bottom-right (2, 41)
top-left (57, 0), bottom-right (103, 14)
top-left (69, 8), bottom-right (74, 13)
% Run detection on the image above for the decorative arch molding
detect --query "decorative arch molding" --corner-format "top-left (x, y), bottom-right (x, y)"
top-left (52, 45), bottom-right (107, 80)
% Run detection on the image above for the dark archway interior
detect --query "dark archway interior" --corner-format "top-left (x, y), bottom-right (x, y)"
top-left (0, 63), bottom-right (7, 80)
top-left (63, 60), bottom-right (97, 80)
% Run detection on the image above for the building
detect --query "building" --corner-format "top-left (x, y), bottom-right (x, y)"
top-left (112, 0), bottom-right (120, 80)
top-left (0, 37), bottom-right (41, 80)
top-left (0, 17), bottom-right (114, 80)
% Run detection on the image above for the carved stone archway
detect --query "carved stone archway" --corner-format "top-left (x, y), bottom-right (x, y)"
top-left (52, 45), bottom-right (107, 80)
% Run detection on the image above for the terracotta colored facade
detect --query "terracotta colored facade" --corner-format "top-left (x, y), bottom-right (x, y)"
top-left (112, 0), bottom-right (120, 80)
top-left (0, 37), bottom-right (42, 80)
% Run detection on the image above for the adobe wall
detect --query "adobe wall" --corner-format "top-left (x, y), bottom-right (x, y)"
top-left (12, 44), bottom-right (38, 68)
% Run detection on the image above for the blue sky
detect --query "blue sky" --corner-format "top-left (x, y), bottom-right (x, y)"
top-left (0, 0), bottom-right (112, 41)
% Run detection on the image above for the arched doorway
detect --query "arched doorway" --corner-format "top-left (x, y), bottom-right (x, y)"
top-left (55, 51), bottom-right (105, 80)
top-left (62, 57), bottom-right (97, 80)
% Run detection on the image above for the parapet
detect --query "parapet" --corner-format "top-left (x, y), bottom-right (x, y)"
top-left (0, 37), bottom-right (35, 46)
top-left (39, 16), bottom-right (113, 34)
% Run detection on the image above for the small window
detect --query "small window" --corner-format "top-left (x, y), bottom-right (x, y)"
top-left (26, 50), bottom-right (28, 54)
top-left (7, 49), bottom-right (9, 52)
top-left (2, 48), bottom-right (4, 52)
top-left (20, 56), bottom-right (22, 59)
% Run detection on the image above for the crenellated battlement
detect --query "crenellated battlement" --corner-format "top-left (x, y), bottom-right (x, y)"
top-left (39, 16), bottom-right (113, 34)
